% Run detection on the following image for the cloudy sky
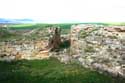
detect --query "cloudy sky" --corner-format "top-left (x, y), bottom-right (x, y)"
top-left (0, 0), bottom-right (125, 23)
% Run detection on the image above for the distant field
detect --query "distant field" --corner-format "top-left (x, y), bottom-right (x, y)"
top-left (8, 24), bottom-right (44, 30)
top-left (8, 23), bottom-right (72, 30)
top-left (8, 23), bottom-right (73, 35)
top-left (9, 24), bottom-right (34, 27)
top-left (106, 22), bottom-right (125, 26)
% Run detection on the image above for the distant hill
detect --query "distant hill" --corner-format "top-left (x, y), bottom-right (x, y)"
top-left (0, 18), bottom-right (35, 23)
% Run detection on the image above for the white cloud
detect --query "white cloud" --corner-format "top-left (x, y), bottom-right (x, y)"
top-left (0, 0), bottom-right (125, 23)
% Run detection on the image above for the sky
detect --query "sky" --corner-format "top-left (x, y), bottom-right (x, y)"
top-left (0, 0), bottom-right (125, 23)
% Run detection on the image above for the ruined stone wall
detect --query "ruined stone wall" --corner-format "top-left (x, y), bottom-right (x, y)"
top-left (70, 24), bottom-right (125, 77)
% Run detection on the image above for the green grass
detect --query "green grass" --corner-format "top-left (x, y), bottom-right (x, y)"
top-left (105, 22), bottom-right (125, 26)
top-left (8, 24), bottom-right (35, 28)
top-left (8, 24), bottom-right (71, 34)
top-left (79, 28), bottom-right (98, 38)
top-left (8, 24), bottom-right (42, 30)
top-left (8, 24), bottom-right (71, 30)
top-left (84, 46), bottom-right (95, 53)
top-left (0, 58), bottom-right (124, 83)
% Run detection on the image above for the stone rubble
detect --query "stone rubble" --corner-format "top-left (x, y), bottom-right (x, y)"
top-left (0, 40), bottom-right (49, 61)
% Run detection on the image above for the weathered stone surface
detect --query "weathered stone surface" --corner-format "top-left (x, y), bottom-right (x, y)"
top-left (70, 24), bottom-right (125, 77)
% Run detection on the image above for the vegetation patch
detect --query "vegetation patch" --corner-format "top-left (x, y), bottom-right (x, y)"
top-left (0, 58), bottom-right (124, 83)
top-left (84, 46), bottom-right (95, 53)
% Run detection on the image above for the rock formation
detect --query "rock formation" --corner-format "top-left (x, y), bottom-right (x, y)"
top-left (48, 27), bottom-right (61, 51)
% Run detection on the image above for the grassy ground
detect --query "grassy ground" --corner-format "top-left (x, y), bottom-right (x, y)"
top-left (105, 22), bottom-right (125, 26)
top-left (0, 58), bottom-right (124, 83)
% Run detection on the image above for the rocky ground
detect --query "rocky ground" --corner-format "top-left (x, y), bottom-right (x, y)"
top-left (0, 27), bottom-right (51, 60)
